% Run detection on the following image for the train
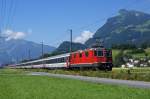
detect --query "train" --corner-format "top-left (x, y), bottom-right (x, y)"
top-left (12, 47), bottom-right (113, 71)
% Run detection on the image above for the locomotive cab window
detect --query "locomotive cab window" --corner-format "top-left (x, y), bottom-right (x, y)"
top-left (94, 51), bottom-right (97, 56)
top-left (74, 54), bottom-right (76, 58)
top-left (105, 50), bottom-right (111, 57)
top-left (98, 50), bottom-right (103, 56)
top-left (94, 50), bottom-right (103, 57)
top-left (85, 51), bottom-right (89, 57)
top-left (79, 53), bottom-right (82, 58)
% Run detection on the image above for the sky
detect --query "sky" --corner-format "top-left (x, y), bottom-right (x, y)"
top-left (0, 0), bottom-right (150, 47)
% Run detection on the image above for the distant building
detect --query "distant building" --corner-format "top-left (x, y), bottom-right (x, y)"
top-left (126, 63), bottom-right (134, 68)
top-left (121, 64), bottom-right (125, 68)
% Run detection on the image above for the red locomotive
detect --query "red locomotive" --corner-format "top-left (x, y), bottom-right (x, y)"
top-left (68, 48), bottom-right (113, 70)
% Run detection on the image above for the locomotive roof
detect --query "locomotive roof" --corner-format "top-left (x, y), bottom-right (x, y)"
top-left (71, 48), bottom-right (110, 54)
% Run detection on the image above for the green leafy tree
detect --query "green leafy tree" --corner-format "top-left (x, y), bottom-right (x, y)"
top-left (114, 50), bottom-right (125, 67)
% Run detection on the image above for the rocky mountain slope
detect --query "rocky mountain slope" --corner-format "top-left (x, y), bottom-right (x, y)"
top-left (85, 9), bottom-right (150, 47)
top-left (0, 37), bottom-right (55, 65)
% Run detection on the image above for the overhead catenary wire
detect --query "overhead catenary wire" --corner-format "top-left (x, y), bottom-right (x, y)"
top-left (0, 0), bottom-right (5, 34)
top-left (5, 0), bottom-right (14, 30)
top-left (6, 0), bottom-right (18, 30)
top-left (75, 0), bottom-right (139, 36)
top-left (0, 0), bottom-right (18, 35)
top-left (48, 0), bottom-right (140, 47)
top-left (61, 0), bottom-right (139, 45)
top-left (73, 0), bottom-right (139, 32)
top-left (0, 0), bottom-right (7, 34)
top-left (2, 0), bottom-right (7, 32)
top-left (70, 0), bottom-right (140, 45)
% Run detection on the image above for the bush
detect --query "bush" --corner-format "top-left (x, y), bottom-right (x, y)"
top-left (130, 48), bottom-right (145, 54)
top-left (112, 44), bottom-right (137, 50)
top-left (114, 50), bottom-right (125, 67)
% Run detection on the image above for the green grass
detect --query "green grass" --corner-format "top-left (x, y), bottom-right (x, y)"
top-left (25, 67), bottom-right (150, 82)
top-left (0, 68), bottom-right (25, 74)
top-left (0, 69), bottom-right (150, 99)
top-left (112, 48), bottom-right (150, 59)
top-left (145, 48), bottom-right (150, 56)
top-left (132, 53), bottom-right (146, 58)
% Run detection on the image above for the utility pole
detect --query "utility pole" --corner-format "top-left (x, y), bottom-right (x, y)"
top-left (0, 29), bottom-right (1, 37)
top-left (28, 49), bottom-right (31, 60)
top-left (70, 29), bottom-right (72, 53)
top-left (27, 49), bottom-right (31, 67)
top-left (21, 54), bottom-right (24, 62)
top-left (41, 41), bottom-right (44, 68)
top-left (41, 41), bottom-right (44, 58)
top-left (16, 56), bottom-right (18, 64)
top-left (68, 29), bottom-right (72, 68)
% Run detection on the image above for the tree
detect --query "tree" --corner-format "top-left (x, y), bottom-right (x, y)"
top-left (141, 42), bottom-right (149, 49)
top-left (114, 50), bottom-right (125, 67)
top-left (112, 44), bottom-right (136, 50)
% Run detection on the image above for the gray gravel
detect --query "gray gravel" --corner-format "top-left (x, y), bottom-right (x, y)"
top-left (29, 72), bottom-right (150, 89)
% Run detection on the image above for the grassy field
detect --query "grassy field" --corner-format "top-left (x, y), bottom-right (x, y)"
top-left (145, 48), bottom-right (150, 56)
top-left (0, 69), bottom-right (150, 99)
top-left (112, 48), bottom-right (150, 59)
top-left (25, 67), bottom-right (150, 82)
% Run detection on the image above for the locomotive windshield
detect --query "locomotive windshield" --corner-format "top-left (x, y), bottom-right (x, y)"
top-left (105, 50), bottom-right (112, 57)
top-left (94, 50), bottom-right (103, 57)
top-left (94, 49), bottom-right (111, 57)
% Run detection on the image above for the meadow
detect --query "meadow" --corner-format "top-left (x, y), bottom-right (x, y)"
top-left (25, 67), bottom-right (150, 82)
top-left (0, 69), bottom-right (150, 99)
top-left (112, 48), bottom-right (150, 59)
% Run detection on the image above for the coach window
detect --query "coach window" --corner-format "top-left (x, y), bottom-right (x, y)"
top-left (52, 59), bottom-right (54, 63)
top-left (79, 53), bottom-right (82, 58)
top-left (85, 51), bottom-right (89, 57)
top-left (53, 59), bottom-right (55, 63)
top-left (58, 58), bottom-right (61, 63)
top-left (59, 58), bottom-right (61, 63)
top-left (62, 57), bottom-right (64, 62)
top-left (61, 58), bottom-right (64, 62)
top-left (48, 59), bottom-right (52, 64)
top-left (57, 58), bottom-right (59, 63)
top-left (64, 57), bottom-right (67, 61)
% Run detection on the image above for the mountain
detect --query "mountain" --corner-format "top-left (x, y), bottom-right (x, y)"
top-left (0, 37), bottom-right (55, 65)
top-left (54, 41), bottom-right (87, 54)
top-left (85, 9), bottom-right (150, 47)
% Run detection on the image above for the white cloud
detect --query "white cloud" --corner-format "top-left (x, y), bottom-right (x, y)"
top-left (2, 29), bottom-right (26, 41)
top-left (74, 30), bottom-right (94, 44)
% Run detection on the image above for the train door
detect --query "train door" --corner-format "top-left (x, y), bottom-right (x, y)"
top-left (66, 56), bottom-right (70, 68)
